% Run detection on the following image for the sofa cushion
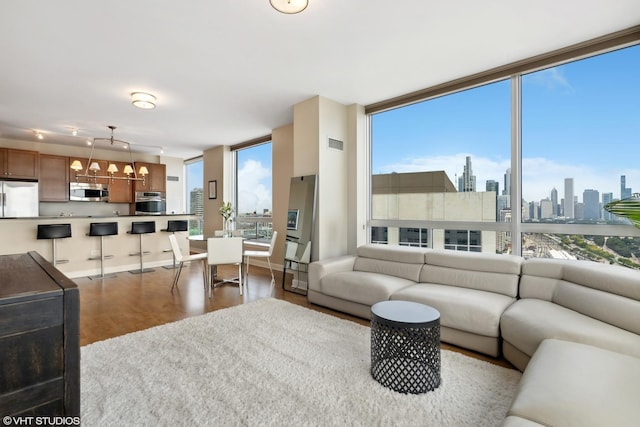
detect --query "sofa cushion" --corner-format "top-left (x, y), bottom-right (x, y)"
top-left (563, 260), bottom-right (640, 301)
top-left (506, 339), bottom-right (640, 427)
top-left (500, 299), bottom-right (640, 359)
top-left (553, 280), bottom-right (640, 335)
top-left (318, 271), bottom-right (415, 306)
top-left (521, 258), bottom-right (640, 301)
top-left (391, 283), bottom-right (516, 337)
top-left (357, 244), bottom-right (428, 264)
top-left (421, 250), bottom-right (522, 297)
top-left (354, 244), bottom-right (427, 282)
top-left (425, 250), bottom-right (523, 275)
top-left (519, 258), bottom-right (640, 335)
top-left (501, 416), bottom-right (544, 427)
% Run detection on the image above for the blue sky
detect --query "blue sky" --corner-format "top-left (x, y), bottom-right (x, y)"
top-left (236, 142), bottom-right (272, 214)
top-left (372, 44), bottom-right (640, 204)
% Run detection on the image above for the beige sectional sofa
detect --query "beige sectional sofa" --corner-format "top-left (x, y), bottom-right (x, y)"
top-left (501, 257), bottom-right (640, 371)
top-left (309, 244), bottom-right (523, 357)
top-left (308, 244), bottom-right (640, 426)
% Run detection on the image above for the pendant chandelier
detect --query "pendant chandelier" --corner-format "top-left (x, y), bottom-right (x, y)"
top-left (70, 126), bottom-right (148, 184)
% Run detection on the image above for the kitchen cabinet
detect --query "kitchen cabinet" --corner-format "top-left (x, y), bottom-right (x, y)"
top-left (39, 154), bottom-right (69, 202)
top-left (0, 148), bottom-right (39, 180)
top-left (0, 251), bottom-right (79, 416)
top-left (107, 161), bottom-right (134, 203)
top-left (133, 162), bottom-right (166, 192)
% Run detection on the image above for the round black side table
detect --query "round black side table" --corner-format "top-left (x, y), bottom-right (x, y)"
top-left (370, 300), bottom-right (441, 394)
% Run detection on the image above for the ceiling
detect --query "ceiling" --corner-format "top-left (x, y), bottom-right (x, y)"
top-left (0, 1), bottom-right (638, 160)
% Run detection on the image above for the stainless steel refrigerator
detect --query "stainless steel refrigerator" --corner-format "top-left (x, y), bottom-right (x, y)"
top-left (0, 181), bottom-right (39, 217)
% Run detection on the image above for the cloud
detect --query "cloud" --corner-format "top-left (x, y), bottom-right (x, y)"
top-left (380, 152), bottom-right (510, 190)
top-left (237, 159), bottom-right (272, 214)
top-left (524, 67), bottom-right (573, 92)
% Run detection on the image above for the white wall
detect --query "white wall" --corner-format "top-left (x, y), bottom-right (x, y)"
top-left (293, 96), bottom-right (358, 260)
top-left (162, 156), bottom-right (185, 214)
top-left (347, 103), bottom-right (367, 253)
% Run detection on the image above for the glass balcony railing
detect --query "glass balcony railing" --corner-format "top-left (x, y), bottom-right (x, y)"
top-left (235, 215), bottom-right (273, 243)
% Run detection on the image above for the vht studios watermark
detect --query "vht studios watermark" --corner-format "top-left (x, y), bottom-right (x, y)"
top-left (2, 417), bottom-right (80, 426)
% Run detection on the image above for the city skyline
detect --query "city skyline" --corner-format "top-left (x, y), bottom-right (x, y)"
top-left (372, 44), bottom-right (640, 208)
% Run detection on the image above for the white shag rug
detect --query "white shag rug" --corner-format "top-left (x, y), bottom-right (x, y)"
top-left (81, 298), bottom-right (521, 426)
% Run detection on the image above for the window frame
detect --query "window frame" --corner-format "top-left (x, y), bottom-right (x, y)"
top-left (366, 26), bottom-right (640, 259)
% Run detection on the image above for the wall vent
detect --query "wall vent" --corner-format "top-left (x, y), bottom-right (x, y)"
top-left (328, 138), bottom-right (344, 151)
top-left (167, 176), bottom-right (179, 182)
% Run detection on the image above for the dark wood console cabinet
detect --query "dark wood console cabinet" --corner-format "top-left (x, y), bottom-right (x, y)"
top-left (0, 252), bottom-right (79, 416)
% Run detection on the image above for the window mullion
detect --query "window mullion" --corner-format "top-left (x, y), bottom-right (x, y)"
top-left (511, 75), bottom-right (523, 257)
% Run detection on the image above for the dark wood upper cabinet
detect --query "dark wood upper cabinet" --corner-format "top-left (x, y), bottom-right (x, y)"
top-left (107, 161), bottom-right (134, 203)
top-left (133, 162), bottom-right (166, 192)
top-left (39, 154), bottom-right (69, 202)
top-left (1, 148), bottom-right (39, 180)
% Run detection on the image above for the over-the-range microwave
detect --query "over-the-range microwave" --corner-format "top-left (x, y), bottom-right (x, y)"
top-left (69, 182), bottom-right (109, 202)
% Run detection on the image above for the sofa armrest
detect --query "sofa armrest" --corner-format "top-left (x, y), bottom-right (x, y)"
top-left (309, 256), bottom-right (356, 292)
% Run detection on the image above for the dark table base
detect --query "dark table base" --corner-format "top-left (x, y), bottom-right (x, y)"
top-left (371, 318), bottom-right (441, 394)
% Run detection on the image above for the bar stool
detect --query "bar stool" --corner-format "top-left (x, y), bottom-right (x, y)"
top-left (87, 222), bottom-right (118, 280)
top-left (37, 224), bottom-right (72, 266)
top-left (161, 220), bottom-right (189, 270)
top-left (128, 221), bottom-right (156, 274)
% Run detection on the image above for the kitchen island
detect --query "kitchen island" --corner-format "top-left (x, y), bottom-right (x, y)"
top-left (0, 214), bottom-right (195, 279)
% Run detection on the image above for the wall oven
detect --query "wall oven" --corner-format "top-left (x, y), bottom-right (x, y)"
top-left (135, 191), bottom-right (166, 215)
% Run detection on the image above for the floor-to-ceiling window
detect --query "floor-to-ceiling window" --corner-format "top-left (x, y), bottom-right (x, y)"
top-left (233, 140), bottom-right (273, 241)
top-left (521, 46), bottom-right (640, 266)
top-left (369, 39), bottom-right (640, 268)
top-left (371, 80), bottom-right (511, 253)
top-left (185, 157), bottom-right (203, 235)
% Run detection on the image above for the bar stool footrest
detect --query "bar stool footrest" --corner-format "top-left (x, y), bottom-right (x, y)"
top-left (88, 273), bottom-right (118, 280)
top-left (129, 268), bottom-right (155, 274)
top-left (88, 255), bottom-right (114, 261)
top-left (129, 251), bottom-right (152, 256)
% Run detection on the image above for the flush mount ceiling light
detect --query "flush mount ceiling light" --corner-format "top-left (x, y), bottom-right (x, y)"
top-left (131, 92), bottom-right (156, 109)
top-left (270, 0), bottom-right (308, 14)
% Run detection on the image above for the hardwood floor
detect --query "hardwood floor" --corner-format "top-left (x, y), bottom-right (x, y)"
top-left (76, 261), bottom-right (515, 369)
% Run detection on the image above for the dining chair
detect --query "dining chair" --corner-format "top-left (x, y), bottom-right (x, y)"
top-left (168, 234), bottom-right (208, 294)
top-left (243, 230), bottom-right (278, 290)
top-left (207, 237), bottom-right (244, 296)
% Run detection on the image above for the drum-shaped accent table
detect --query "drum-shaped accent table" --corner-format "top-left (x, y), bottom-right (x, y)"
top-left (370, 300), bottom-right (441, 394)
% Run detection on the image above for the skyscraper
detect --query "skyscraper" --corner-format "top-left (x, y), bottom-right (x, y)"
top-left (564, 178), bottom-right (574, 218)
top-left (458, 156), bottom-right (476, 192)
top-left (190, 187), bottom-right (204, 217)
top-left (503, 168), bottom-right (511, 197)
top-left (550, 187), bottom-right (558, 216)
top-left (540, 199), bottom-right (553, 219)
top-left (621, 175), bottom-right (632, 199)
top-left (583, 189), bottom-right (600, 220)
top-left (486, 180), bottom-right (499, 194)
